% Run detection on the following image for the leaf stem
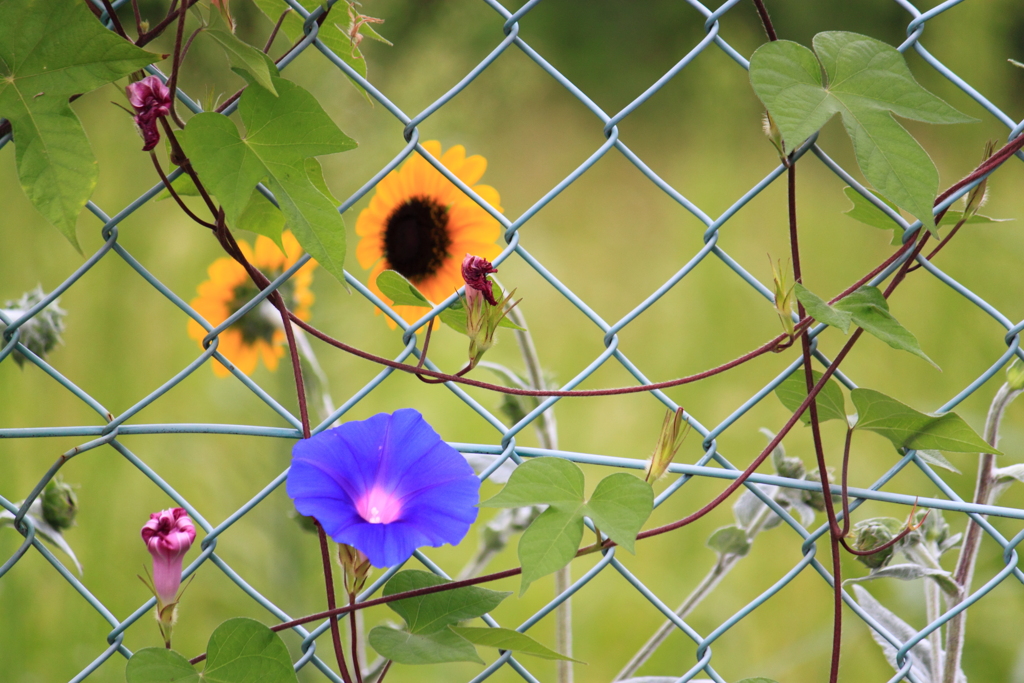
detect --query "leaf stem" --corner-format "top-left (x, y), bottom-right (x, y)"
top-left (943, 382), bottom-right (1022, 683)
top-left (164, 0), bottom-right (189, 128)
top-left (264, 9), bottom-right (292, 54)
top-left (349, 592), bottom-right (364, 683)
top-left (751, 0), bottom-right (778, 41)
top-left (148, 152), bottom-right (216, 230)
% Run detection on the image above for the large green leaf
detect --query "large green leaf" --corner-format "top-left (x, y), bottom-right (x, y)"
top-left (583, 472), bottom-right (653, 553)
top-left (0, 0), bottom-right (159, 250)
top-left (383, 570), bottom-right (510, 635)
top-left (851, 388), bottom-right (997, 454)
top-left (774, 369), bottom-right (847, 424)
top-left (517, 505), bottom-right (585, 595)
top-left (368, 626), bottom-right (484, 665)
top-left (125, 648), bottom-right (199, 683)
top-left (126, 618), bottom-right (297, 683)
top-left (481, 457), bottom-right (585, 510)
top-left (180, 74), bottom-right (355, 282)
top-left (203, 618), bottom-right (298, 683)
top-left (205, 11), bottom-right (278, 95)
top-left (450, 626), bottom-right (580, 662)
top-left (750, 32), bottom-right (974, 228)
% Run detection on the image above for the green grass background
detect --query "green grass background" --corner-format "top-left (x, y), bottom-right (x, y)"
top-left (3, 0), bottom-right (1024, 681)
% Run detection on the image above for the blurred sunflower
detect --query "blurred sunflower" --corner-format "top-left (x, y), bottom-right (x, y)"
top-left (356, 141), bottom-right (503, 327)
top-left (187, 232), bottom-right (316, 376)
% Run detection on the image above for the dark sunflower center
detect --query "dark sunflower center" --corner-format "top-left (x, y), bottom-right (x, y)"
top-left (383, 196), bottom-right (451, 281)
top-left (229, 275), bottom-right (295, 345)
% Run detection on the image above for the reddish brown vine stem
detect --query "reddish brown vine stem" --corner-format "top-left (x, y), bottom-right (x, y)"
top-left (315, 521), bottom-right (354, 683)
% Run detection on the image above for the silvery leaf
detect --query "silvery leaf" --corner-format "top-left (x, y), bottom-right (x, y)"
top-left (464, 453), bottom-right (518, 485)
top-left (733, 485), bottom-right (778, 530)
top-left (845, 563), bottom-right (960, 597)
top-left (1, 499), bottom-right (82, 575)
top-left (852, 585), bottom-right (934, 683)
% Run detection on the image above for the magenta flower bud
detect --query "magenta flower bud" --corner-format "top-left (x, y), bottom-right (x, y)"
top-left (462, 254), bottom-right (498, 307)
top-left (141, 507), bottom-right (195, 605)
top-left (126, 76), bottom-right (172, 152)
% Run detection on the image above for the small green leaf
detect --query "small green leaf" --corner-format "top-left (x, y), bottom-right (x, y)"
top-left (706, 525), bottom-right (751, 557)
top-left (125, 648), bottom-right (199, 682)
top-left (851, 388), bottom-right (997, 454)
top-left (481, 457), bottom-right (585, 510)
top-left (583, 472), bottom-right (653, 553)
top-left (774, 369), bottom-right (847, 424)
top-left (843, 186), bottom-right (1009, 235)
top-left (205, 11), bottom-right (279, 95)
top-left (369, 626), bottom-right (484, 665)
top-left (450, 626), bottom-right (581, 662)
top-left (382, 570), bottom-right (510, 634)
top-left (834, 287), bottom-right (936, 367)
top-left (750, 32), bottom-right (974, 228)
top-left (0, 0), bottom-right (159, 250)
top-left (794, 283), bottom-right (852, 333)
top-left (203, 617), bottom-right (298, 682)
top-left (179, 74), bottom-right (356, 283)
top-left (517, 505), bottom-right (585, 595)
top-left (376, 270), bottom-right (431, 307)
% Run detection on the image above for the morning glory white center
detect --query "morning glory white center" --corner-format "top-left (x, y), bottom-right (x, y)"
top-left (357, 487), bottom-right (402, 524)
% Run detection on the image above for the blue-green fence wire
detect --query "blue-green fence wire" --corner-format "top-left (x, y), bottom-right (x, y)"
top-left (2, 0), bottom-right (1024, 681)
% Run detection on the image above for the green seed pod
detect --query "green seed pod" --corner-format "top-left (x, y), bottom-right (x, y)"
top-left (41, 477), bottom-right (78, 530)
top-left (851, 517), bottom-right (904, 569)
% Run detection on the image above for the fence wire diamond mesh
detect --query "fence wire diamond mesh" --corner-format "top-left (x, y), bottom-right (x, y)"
top-left (1, 0), bottom-right (1023, 681)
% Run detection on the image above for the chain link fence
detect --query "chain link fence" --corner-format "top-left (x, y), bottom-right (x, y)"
top-left (2, 0), bottom-right (1024, 681)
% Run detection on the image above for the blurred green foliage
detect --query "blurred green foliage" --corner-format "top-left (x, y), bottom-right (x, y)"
top-left (2, 1), bottom-right (1024, 682)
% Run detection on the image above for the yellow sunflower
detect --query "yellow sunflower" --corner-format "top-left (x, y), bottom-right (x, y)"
top-left (187, 231), bottom-right (316, 376)
top-left (356, 141), bottom-right (503, 327)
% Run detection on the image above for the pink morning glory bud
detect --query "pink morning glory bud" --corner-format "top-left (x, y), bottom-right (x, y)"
top-left (462, 254), bottom-right (499, 307)
top-left (126, 76), bottom-right (172, 152)
top-left (141, 507), bottom-right (195, 606)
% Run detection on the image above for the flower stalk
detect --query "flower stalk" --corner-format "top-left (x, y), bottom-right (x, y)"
top-left (943, 379), bottom-right (1022, 683)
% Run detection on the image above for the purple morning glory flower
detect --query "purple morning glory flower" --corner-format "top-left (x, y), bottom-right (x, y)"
top-left (287, 409), bottom-right (480, 568)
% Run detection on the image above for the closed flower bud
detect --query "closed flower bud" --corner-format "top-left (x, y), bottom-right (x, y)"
top-left (41, 477), bottom-right (78, 531)
top-left (1007, 357), bottom-right (1024, 392)
top-left (802, 467), bottom-right (839, 512)
top-left (770, 258), bottom-right (796, 338)
top-left (338, 543), bottom-right (373, 596)
top-left (851, 517), bottom-right (904, 569)
top-left (762, 111), bottom-right (787, 163)
top-left (1, 287), bottom-right (66, 368)
top-left (460, 254), bottom-right (520, 369)
top-left (962, 140), bottom-right (996, 220)
top-left (644, 408), bottom-right (690, 482)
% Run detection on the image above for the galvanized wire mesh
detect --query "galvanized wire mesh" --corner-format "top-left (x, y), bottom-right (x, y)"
top-left (2, 0), bottom-right (1024, 681)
